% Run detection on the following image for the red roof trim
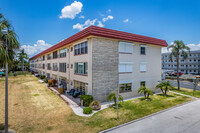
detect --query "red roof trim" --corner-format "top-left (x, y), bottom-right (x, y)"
top-left (30, 26), bottom-right (168, 60)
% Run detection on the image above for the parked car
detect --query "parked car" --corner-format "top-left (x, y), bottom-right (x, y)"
top-left (175, 72), bottom-right (182, 76)
top-left (171, 72), bottom-right (182, 76)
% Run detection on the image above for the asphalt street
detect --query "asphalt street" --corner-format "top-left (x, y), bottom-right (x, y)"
top-left (167, 80), bottom-right (200, 90)
top-left (103, 99), bottom-right (200, 133)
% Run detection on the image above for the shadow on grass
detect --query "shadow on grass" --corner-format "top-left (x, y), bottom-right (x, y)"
top-left (157, 94), bottom-right (175, 98)
top-left (139, 97), bottom-right (152, 101)
top-left (0, 123), bottom-right (10, 130)
top-left (111, 103), bottom-right (123, 109)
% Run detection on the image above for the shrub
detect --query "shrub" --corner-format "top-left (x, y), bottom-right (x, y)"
top-left (138, 86), bottom-right (153, 99)
top-left (48, 79), bottom-right (53, 87)
top-left (80, 95), bottom-right (93, 106)
top-left (58, 88), bottom-right (64, 94)
top-left (107, 92), bottom-right (123, 105)
top-left (90, 100), bottom-right (101, 110)
top-left (40, 75), bottom-right (46, 79)
top-left (43, 78), bottom-right (48, 83)
top-left (83, 107), bottom-right (93, 114)
top-left (52, 79), bottom-right (57, 86)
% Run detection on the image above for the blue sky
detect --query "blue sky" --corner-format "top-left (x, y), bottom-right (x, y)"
top-left (1, 0), bottom-right (200, 57)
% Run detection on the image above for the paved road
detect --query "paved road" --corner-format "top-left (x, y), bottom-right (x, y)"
top-left (103, 99), bottom-right (200, 133)
top-left (167, 80), bottom-right (195, 89)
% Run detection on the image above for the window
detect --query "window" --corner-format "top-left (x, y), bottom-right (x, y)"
top-left (74, 80), bottom-right (88, 95)
top-left (47, 54), bottom-right (51, 60)
top-left (47, 73), bottom-right (50, 79)
top-left (140, 45), bottom-right (146, 55)
top-left (119, 63), bottom-right (133, 73)
top-left (74, 41), bottom-right (88, 55)
top-left (53, 63), bottom-right (58, 71)
top-left (74, 62), bottom-right (88, 75)
top-left (60, 48), bottom-right (66, 58)
top-left (59, 63), bottom-right (66, 72)
top-left (140, 63), bottom-right (147, 72)
top-left (119, 42), bottom-right (134, 53)
top-left (47, 63), bottom-right (51, 70)
top-left (43, 64), bottom-right (45, 69)
top-left (140, 81), bottom-right (146, 87)
top-left (43, 56), bottom-right (45, 61)
top-left (71, 47), bottom-right (73, 51)
top-left (119, 83), bottom-right (132, 93)
top-left (53, 51), bottom-right (58, 59)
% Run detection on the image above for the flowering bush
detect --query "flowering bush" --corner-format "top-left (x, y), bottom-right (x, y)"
top-left (48, 79), bottom-right (53, 87)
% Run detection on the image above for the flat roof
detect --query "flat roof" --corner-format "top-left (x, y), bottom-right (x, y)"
top-left (30, 26), bottom-right (168, 60)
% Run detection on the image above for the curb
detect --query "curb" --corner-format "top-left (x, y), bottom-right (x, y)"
top-left (48, 86), bottom-right (70, 105)
top-left (99, 98), bottom-right (198, 133)
top-left (169, 90), bottom-right (199, 99)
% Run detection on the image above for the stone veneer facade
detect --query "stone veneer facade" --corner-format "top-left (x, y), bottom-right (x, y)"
top-left (92, 38), bottom-right (119, 101)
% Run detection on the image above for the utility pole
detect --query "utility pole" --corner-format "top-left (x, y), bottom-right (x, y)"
top-left (193, 76), bottom-right (200, 96)
top-left (2, 29), bottom-right (8, 133)
top-left (116, 86), bottom-right (119, 119)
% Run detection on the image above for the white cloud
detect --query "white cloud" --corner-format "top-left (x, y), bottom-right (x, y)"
top-left (79, 15), bottom-right (85, 19)
top-left (59, 1), bottom-right (83, 19)
top-left (123, 19), bottom-right (129, 23)
top-left (162, 42), bottom-right (200, 53)
top-left (187, 43), bottom-right (200, 51)
top-left (73, 19), bottom-right (97, 30)
top-left (102, 15), bottom-right (114, 22)
top-left (107, 9), bottom-right (111, 12)
top-left (97, 21), bottom-right (104, 27)
top-left (21, 40), bottom-right (52, 57)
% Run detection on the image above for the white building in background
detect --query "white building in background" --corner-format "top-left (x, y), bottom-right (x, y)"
top-left (162, 50), bottom-right (200, 74)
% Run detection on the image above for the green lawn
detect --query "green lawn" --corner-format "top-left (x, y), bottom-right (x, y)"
top-left (0, 75), bottom-right (194, 133)
top-left (170, 87), bottom-right (200, 98)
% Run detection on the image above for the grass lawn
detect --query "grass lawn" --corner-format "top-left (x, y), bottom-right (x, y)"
top-left (0, 74), bottom-right (194, 133)
top-left (170, 87), bottom-right (200, 98)
top-left (8, 71), bottom-right (28, 76)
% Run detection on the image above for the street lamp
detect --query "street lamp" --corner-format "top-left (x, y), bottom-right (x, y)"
top-left (1, 28), bottom-right (9, 133)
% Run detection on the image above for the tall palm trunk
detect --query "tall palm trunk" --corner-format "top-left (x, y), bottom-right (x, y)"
top-left (177, 51), bottom-right (180, 90)
top-left (22, 58), bottom-right (24, 74)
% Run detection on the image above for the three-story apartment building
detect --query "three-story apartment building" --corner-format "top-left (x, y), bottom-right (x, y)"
top-left (30, 26), bottom-right (168, 102)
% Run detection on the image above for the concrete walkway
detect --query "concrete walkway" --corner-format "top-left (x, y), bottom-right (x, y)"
top-left (48, 86), bottom-right (153, 117)
top-left (102, 99), bottom-right (200, 133)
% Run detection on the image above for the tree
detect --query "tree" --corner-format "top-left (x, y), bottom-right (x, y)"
top-left (167, 40), bottom-right (190, 90)
top-left (0, 12), bottom-right (20, 133)
top-left (17, 49), bottom-right (28, 74)
top-left (156, 81), bottom-right (173, 96)
top-left (107, 92), bottom-right (123, 105)
top-left (138, 86), bottom-right (153, 99)
top-left (0, 13), bottom-right (20, 67)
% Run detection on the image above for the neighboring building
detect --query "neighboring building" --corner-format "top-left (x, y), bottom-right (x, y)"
top-left (30, 26), bottom-right (167, 102)
top-left (162, 50), bottom-right (200, 74)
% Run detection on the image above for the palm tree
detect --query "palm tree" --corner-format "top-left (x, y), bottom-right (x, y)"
top-left (167, 40), bottom-right (190, 91)
top-left (0, 12), bottom-right (20, 132)
top-left (156, 81), bottom-right (173, 96)
top-left (0, 13), bottom-right (20, 67)
top-left (18, 49), bottom-right (28, 74)
top-left (138, 86), bottom-right (153, 99)
top-left (107, 92), bottom-right (123, 105)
